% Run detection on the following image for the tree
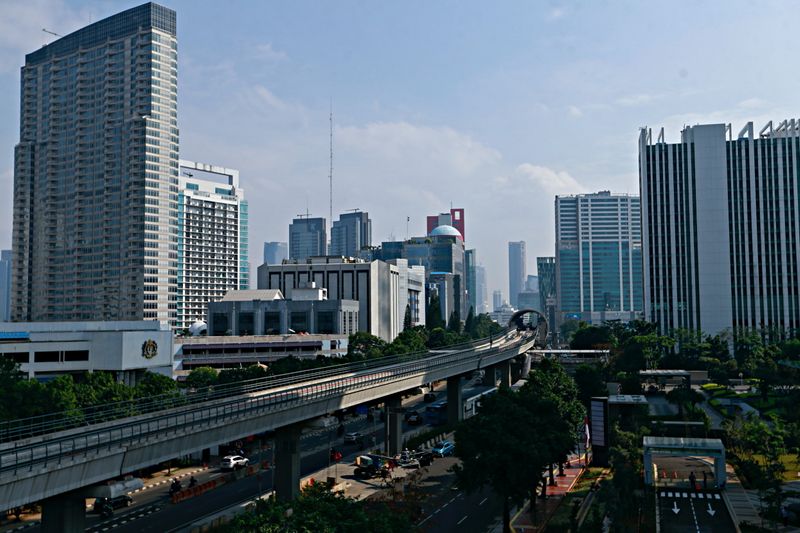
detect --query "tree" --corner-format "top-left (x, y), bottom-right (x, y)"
top-left (426, 293), bottom-right (445, 330)
top-left (221, 482), bottom-right (412, 532)
top-left (403, 304), bottom-right (412, 330)
top-left (185, 367), bottom-right (218, 390)
top-left (573, 364), bottom-right (607, 408)
top-left (134, 371), bottom-right (178, 399)
top-left (570, 324), bottom-right (614, 350)
top-left (454, 388), bottom-right (561, 531)
top-left (447, 309), bottom-right (462, 334)
top-left (464, 306), bottom-right (476, 337)
top-left (346, 332), bottom-right (387, 360)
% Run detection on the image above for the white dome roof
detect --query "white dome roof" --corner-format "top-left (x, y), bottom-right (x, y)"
top-left (429, 225), bottom-right (463, 239)
top-left (188, 321), bottom-right (207, 336)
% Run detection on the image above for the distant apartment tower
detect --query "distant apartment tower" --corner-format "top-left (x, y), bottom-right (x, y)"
top-left (555, 191), bottom-right (642, 326)
top-left (493, 290), bottom-right (503, 312)
top-left (475, 265), bottom-right (488, 314)
top-left (289, 217), bottom-right (327, 260)
top-left (537, 257), bottom-right (557, 331)
top-left (11, 3), bottom-right (179, 323)
top-left (427, 208), bottom-right (465, 241)
top-left (465, 249), bottom-right (477, 313)
top-left (330, 211), bottom-right (371, 257)
top-left (0, 251), bottom-right (11, 322)
top-left (263, 242), bottom-right (288, 265)
top-left (640, 120), bottom-right (800, 337)
top-left (177, 161), bottom-right (248, 330)
top-left (508, 241), bottom-right (526, 308)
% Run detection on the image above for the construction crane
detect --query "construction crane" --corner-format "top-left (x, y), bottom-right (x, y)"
top-left (42, 28), bottom-right (61, 38)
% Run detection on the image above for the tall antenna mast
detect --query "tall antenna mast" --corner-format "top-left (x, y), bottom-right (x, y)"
top-left (329, 102), bottom-right (333, 234)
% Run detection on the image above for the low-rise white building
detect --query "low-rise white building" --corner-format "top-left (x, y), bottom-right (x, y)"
top-left (0, 321), bottom-right (173, 383)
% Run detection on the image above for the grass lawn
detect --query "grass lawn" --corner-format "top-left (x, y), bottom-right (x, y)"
top-left (751, 454), bottom-right (800, 482)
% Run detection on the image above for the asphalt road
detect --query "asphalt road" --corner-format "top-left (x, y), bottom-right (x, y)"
top-left (656, 489), bottom-right (735, 532)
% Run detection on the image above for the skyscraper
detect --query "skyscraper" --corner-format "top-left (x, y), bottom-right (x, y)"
top-left (330, 211), bottom-right (371, 257)
top-left (289, 217), bottom-right (327, 260)
top-left (555, 191), bottom-right (642, 326)
top-left (0, 251), bottom-right (11, 322)
top-left (426, 208), bottom-right (465, 241)
top-left (640, 120), bottom-right (800, 337)
top-left (465, 249), bottom-right (477, 313)
top-left (11, 3), bottom-right (178, 323)
top-left (537, 257), bottom-right (557, 332)
top-left (508, 241), bottom-right (526, 308)
top-left (263, 242), bottom-right (288, 265)
top-left (493, 290), bottom-right (503, 312)
top-left (177, 160), bottom-right (248, 330)
top-left (475, 265), bottom-right (488, 314)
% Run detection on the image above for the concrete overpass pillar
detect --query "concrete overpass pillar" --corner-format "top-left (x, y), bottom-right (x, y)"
top-left (275, 422), bottom-right (303, 502)
top-left (496, 360), bottom-right (512, 388)
top-left (384, 394), bottom-right (403, 455)
top-left (447, 375), bottom-right (463, 425)
top-left (41, 491), bottom-right (85, 533)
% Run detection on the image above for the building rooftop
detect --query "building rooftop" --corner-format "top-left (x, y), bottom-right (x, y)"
top-left (429, 225), bottom-right (463, 239)
top-left (221, 289), bottom-right (284, 302)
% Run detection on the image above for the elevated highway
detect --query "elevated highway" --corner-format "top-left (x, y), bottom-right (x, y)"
top-left (0, 325), bottom-right (538, 531)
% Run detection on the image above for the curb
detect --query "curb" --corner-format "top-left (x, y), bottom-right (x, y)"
top-left (132, 466), bottom-right (211, 494)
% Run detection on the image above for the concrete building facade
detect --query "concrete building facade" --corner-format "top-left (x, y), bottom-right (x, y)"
top-left (555, 191), bottom-right (642, 326)
top-left (257, 257), bottom-right (425, 341)
top-left (11, 3), bottom-right (179, 324)
top-left (640, 120), bottom-right (800, 337)
top-left (0, 251), bottom-right (11, 322)
top-left (289, 217), bottom-right (327, 260)
top-left (0, 321), bottom-right (173, 382)
top-left (177, 161), bottom-right (248, 331)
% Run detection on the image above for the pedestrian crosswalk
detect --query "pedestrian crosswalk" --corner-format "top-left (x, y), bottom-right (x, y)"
top-left (659, 491), bottom-right (721, 500)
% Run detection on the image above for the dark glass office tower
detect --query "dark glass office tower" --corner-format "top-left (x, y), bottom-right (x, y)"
top-left (12, 3), bottom-right (179, 324)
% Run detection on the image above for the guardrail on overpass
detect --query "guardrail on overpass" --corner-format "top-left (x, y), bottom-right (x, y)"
top-left (0, 327), bottom-right (535, 512)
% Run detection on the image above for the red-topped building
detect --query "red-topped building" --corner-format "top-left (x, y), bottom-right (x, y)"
top-left (426, 208), bottom-right (465, 241)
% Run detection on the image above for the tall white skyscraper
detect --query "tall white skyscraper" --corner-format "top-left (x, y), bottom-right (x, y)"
top-left (555, 191), bottom-right (642, 326)
top-left (640, 120), bottom-right (800, 337)
top-left (11, 3), bottom-right (178, 323)
top-left (508, 241), bottom-right (526, 308)
top-left (177, 161), bottom-right (248, 330)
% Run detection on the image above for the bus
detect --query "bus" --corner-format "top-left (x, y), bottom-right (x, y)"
top-left (425, 401), bottom-right (448, 426)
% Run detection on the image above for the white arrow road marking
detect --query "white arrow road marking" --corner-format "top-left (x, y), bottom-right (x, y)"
top-left (706, 503), bottom-right (716, 517)
top-left (672, 501), bottom-right (680, 514)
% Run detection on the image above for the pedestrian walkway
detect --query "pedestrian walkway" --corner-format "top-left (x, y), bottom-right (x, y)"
top-left (696, 389), bottom-right (725, 430)
top-left (723, 462), bottom-right (761, 528)
top-left (507, 456), bottom-right (585, 532)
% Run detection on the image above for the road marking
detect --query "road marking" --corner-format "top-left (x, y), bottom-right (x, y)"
top-left (418, 515), bottom-right (433, 526)
top-left (667, 492), bottom-right (673, 498)
top-left (442, 502), bottom-right (449, 509)
top-left (457, 516), bottom-right (468, 525)
top-left (714, 494), bottom-right (720, 500)
top-left (449, 497), bottom-right (457, 504)
top-left (688, 496), bottom-right (700, 533)
top-left (434, 508), bottom-right (441, 514)
top-left (682, 492), bottom-right (687, 498)
top-left (479, 497), bottom-right (488, 506)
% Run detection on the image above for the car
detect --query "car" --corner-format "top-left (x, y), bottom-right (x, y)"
top-left (423, 392), bottom-right (437, 402)
top-left (431, 440), bottom-right (455, 457)
top-left (414, 451), bottom-right (435, 467)
top-left (344, 432), bottom-right (362, 444)
top-left (405, 410), bottom-right (423, 425)
top-left (92, 495), bottom-right (133, 513)
top-left (221, 455), bottom-right (249, 470)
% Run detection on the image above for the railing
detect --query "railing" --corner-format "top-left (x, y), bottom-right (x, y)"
top-left (0, 330), bottom-right (531, 476)
top-left (0, 332), bottom-right (504, 444)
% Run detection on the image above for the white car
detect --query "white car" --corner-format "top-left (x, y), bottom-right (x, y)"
top-left (344, 432), bottom-right (362, 444)
top-left (221, 455), bottom-right (249, 470)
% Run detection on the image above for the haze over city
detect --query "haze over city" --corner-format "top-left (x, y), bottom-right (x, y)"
top-left (1, 0), bottom-right (798, 295)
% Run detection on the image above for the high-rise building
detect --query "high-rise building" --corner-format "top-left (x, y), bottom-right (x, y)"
top-left (508, 241), bottom-right (526, 308)
top-left (475, 265), bottom-right (488, 314)
top-left (263, 242), bottom-right (288, 265)
top-left (537, 257), bottom-right (557, 333)
top-left (330, 211), bottom-right (371, 257)
top-left (426, 208), bottom-right (465, 241)
top-left (11, 3), bottom-right (178, 323)
top-left (289, 217), bottom-right (327, 260)
top-left (555, 191), bottom-right (642, 326)
top-left (465, 249), bottom-right (477, 313)
top-left (493, 290), bottom-right (503, 312)
top-left (0, 251), bottom-right (11, 322)
top-left (640, 120), bottom-right (800, 337)
top-left (177, 160), bottom-right (248, 330)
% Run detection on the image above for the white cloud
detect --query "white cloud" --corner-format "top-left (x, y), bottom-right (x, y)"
top-left (567, 105), bottom-right (583, 118)
top-left (547, 7), bottom-right (567, 21)
top-left (510, 163), bottom-right (584, 195)
top-left (616, 93), bottom-right (663, 107)
top-left (253, 43), bottom-right (288, 63)
top-left (737, 97), bottom-right (768, 110)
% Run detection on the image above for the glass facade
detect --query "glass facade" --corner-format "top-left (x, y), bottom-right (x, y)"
top-left (330, 211), bottom-right (371, 257)
top-left (555, 192), bottom-right (642, 325)
top-left (289, 218), bottom-right (327, 260)
top-left (11, 3), bottom-right (179, 323)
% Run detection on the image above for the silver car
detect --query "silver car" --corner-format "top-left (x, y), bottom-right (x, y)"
top-left (221, 455), bottom-right (249, 470)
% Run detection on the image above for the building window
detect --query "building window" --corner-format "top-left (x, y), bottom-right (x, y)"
top-left (34, 351), bottom-right (60, 363)
top-left (264, 312), bottom-right (281, 334)
top-left (64, 350), bottom-right (89, 362)
top-left (212, 313), bottom-right (230, 335)
top-left (290, 312), bottom-right (308, 333)
top-left (238, 312), bottom-right (254, 336)
top-left (317, 311), bottom-right (335, 334)
top-left (2, 353), bottom-right (29, 364)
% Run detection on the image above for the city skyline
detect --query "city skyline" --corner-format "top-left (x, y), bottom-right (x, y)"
top-left (2, 1), bottom-right (798, 298)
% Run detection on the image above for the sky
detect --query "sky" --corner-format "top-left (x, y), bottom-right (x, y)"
top-left (1, 0), bottom-right (799, 301)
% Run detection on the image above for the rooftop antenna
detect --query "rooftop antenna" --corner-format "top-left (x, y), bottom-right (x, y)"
top-left (406, 216), bottom-right (410, 240)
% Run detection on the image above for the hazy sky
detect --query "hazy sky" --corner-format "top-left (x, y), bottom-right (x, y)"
top-left (1, 1), bottom-right (798, 300)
